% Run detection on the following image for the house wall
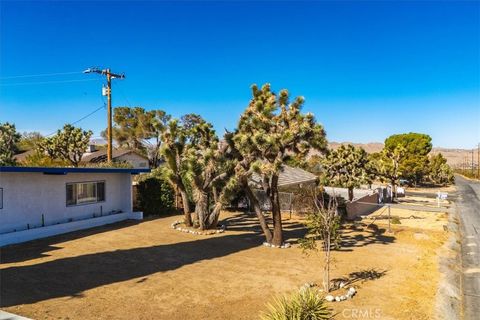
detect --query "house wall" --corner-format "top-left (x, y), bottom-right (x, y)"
top-left (0, 172), bottom-right (133, 234)
top-left (346, 193), bottom-right (380, 220)
top-left (117, 153), bottom-right (149, 168)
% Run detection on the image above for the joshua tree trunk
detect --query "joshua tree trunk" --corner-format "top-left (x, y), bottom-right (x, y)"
top-left (391, 179), bottom-right (397, 202)
top-left (207, 202), bottom-right (222, 229)
top-left (242, 179), bottom-right (273, 243)
top-left (179, 186), bottom-right (192, 227)
top-left (348, 187), bottom-right (354, 202)
top-left (270, 175), bottom-right (283, 247)
top-left (195, 190), bottom-right (209, 230)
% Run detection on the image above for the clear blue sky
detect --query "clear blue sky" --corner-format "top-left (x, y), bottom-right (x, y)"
top-left (1, 1), bottom-right (479, 148)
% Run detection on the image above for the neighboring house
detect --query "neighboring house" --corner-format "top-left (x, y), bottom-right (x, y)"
top-left (81, 147), bottom-right (150, 168)
top-left (0, 166), bottom-right (150, 246)
top-left (13, 149), bottom-right (36, 163)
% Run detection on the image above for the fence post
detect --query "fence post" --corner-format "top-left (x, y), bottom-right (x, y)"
top-left (388, 205), bottom-right (391, 233)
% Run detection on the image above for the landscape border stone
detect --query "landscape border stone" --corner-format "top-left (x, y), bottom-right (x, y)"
top-left (170, 220), bottom-right (226, 235)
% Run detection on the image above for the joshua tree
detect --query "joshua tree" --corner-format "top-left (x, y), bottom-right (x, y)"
top-left (0, 122), bottom-right (20, 166)
top-left (39, 124), bottom-right (92, 167)
top-left (322, 144), bottom-right (370, 201)
top-left (370, 145), bottom-right (406, 200)
top-left (161, 118), bottom-right (193, 226)
top-left (228, 83), bottom-right (327, 246)
top-left (185, 120), bottom-right (234, 230)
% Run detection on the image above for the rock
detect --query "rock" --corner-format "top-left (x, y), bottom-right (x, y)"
top-left (325, 295), bottom-right (334, 302)
top-left (339, 281), bottom-right (345, 288)
top-left (348, 287), bottom-right (356, 295)
top-left (339, 295), bottom-right (346, 301)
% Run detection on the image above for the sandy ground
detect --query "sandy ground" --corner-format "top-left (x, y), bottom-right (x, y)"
top-left (1, 207), bottom-right (448, 320)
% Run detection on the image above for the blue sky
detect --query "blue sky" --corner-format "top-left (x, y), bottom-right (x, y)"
top-left (1, 1), bottom-right (479, 148)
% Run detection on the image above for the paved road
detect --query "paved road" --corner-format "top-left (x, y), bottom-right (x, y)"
top-left (455, 175), bottom-right (480, 319)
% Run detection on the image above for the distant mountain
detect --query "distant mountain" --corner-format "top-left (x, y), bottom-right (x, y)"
top-left (328, 142), bottom-right (475, 168)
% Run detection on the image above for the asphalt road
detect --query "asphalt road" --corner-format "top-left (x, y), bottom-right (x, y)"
top-left (455, 175), bottom-right (480, 319)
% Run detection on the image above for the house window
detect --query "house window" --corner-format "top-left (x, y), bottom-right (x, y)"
top-left (66, 181), bottom-right (105, 206)
top-left (0, 188), bottom-right (3, 209)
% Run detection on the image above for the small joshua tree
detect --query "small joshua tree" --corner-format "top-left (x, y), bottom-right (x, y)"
top-left (300, 187), bottom-right (340, 293)
top-left (322, 144), bottom-right (370, 201)
top-left (38, 124), bottom-right (92, 167)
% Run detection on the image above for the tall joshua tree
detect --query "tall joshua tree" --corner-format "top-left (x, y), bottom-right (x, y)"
top-left (228, 84), bottom-right (327, 246)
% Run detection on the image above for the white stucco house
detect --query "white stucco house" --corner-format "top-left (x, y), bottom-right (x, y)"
top-left (0, 166), bottom-right (150, 246)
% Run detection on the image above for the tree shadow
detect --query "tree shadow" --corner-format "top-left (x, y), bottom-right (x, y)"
top-left (223, 212), bottom-right (307, 242)
top-left (336, 223), bottom-right (395, 252)
top-left (0, 212), bottom-right (307, 308)
top-left (1, 219), bottom-right (143, 264)
top-left (0, 232), bottom-right (264, 307)
top-left (331, 268), bottom-right (388, 289)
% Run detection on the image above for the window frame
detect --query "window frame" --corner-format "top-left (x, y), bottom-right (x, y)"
top-left (65, 180), bottom-right (106, 207)
top-left (0, 188), bottom-right (3, 209)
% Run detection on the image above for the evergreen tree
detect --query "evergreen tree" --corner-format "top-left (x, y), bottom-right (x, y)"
top-left (384, 133), bottom-right (432, 185)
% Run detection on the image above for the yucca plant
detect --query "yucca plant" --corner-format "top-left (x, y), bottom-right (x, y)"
top-left (260, 288), bottom-right (332, 320)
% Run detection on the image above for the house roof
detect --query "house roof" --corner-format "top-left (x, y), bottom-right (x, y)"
top-left (0, 166), bottom-right (150, 175)
top-left (81, 149), bottom-right (148, 163)
top-left (250, 165), bottom-right (318, 188)
top-left (13, 150), bottom-right (36, 162)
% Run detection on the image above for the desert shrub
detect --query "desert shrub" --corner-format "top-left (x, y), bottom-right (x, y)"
top-left (260, 288), bottom-right (332, 320)
top-left (391, 216), bottom-right (401, 224)
top-left (136, 175), bottom-right (175, 216)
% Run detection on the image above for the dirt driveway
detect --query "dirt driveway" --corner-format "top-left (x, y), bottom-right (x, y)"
top-left (1, 210), bottom-right (447, 320)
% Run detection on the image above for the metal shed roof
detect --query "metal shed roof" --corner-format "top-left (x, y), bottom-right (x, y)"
top-left (250, 165), bottom-right (318, 188)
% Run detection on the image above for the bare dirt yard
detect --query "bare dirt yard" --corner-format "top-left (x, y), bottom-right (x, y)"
top-left (1, 202), bottom-right (450, 320)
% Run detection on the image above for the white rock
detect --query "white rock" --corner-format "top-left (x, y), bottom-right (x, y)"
top-left (348, 287), bottom-right (356, 295)
top-left (335, 296), bottom-right (341, 302)
top-left (339, 282), bottom-right (345, 288)
top-left (325, 295), bottom-right (334, 302)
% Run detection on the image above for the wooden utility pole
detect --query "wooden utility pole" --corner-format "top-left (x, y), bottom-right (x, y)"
top-left (83, 67), bottom-right (125, 162)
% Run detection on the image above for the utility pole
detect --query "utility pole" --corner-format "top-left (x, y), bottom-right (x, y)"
top-left (83, 67), bottom-right (125, 162)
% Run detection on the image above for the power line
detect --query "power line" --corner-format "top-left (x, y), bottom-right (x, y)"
top-left (0, 79), bottom-right (98, 86)
top-left (0, 71), bottom-right (82, 80)
top-left (45, 104), bottom-right (106, 137)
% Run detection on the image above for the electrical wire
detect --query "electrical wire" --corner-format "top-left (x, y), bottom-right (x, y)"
top-left (45, 104), bottom-right (106, 137)
top-left (0, 79), bottom-right (98, 86)
top-left (0, 71), bottom-right (83, 80)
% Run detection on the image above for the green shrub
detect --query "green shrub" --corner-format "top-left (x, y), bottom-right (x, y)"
top-left (136, 175), bottom-right (175, 216)
top-left (260, 288), bottom-right (332, 320)
top-left (391, 216), bottom-right (401, 224)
